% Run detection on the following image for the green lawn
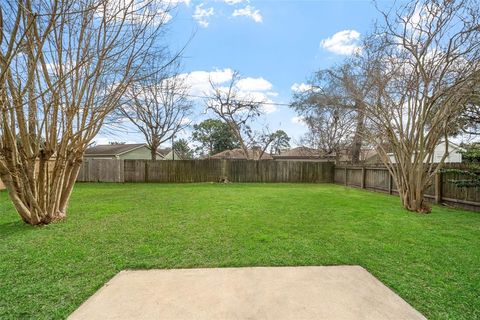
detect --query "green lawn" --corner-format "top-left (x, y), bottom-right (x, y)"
top-left (0, 183), bottom-right (479, 319)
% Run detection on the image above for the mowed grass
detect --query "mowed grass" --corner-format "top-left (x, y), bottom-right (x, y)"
top-left (0, 183), bottom-right (479, 319)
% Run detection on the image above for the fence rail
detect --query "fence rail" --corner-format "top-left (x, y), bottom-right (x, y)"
top-left (77, 159), bottom-right (334, 184)
top-left (334, 166), bottom-right (480, 211)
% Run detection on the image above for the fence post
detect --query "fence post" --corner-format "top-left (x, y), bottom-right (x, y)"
top-left (361, 167), bottom-right (366, 189)
top-left (344, 167), bottom-right (348, 186)
top-left (88, 160), bottom-right (93, 182)
top-left (119, 160), bottom-right (125, 182)
top-left (144, 161), bottom-right (149, 183)
top-left (435, 171), bottom-right (443, 204)
top-left (222, 159), bottom-right (227, 179)
top-left (388, 172), bottom-right (393, 195)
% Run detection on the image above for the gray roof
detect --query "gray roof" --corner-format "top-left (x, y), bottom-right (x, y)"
top-left (210, 148), bottom-right (273, 160)
top-left (272, 147), bottom-right (324, 159)
top-left (85, 144), bottom-right (146, 156)
top-left (157, 148), bottom-right (172, 157)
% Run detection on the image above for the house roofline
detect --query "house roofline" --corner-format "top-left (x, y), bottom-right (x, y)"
top-left (85, 144), bottom-right (164, 158)
top-left (115, 144), bottom-right (148, 156)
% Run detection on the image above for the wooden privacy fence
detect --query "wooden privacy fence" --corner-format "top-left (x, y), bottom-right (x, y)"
top-left (77, 159), bottom-right (124, 183)
top-left (334, 166), bottom-right (480, 211)
top-left (74, 159), bottom-right (480, 211)
top-left (0, 159), bottom-right (57, 191)
top-left (77, 159), bottom-right (334, 183)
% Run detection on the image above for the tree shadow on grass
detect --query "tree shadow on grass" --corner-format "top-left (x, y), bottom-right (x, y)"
top-left (0, 220), bottom-right (39, 239)
top-left (0, 191), bottom-right (40, 238)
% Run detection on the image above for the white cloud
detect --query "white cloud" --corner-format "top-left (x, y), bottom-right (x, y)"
top-left (232, 90), bottom-right (276, 113)
top-left (320, 30), bottom-right (361, 55)
top-left (236, 77), bottom-right (272, 91)
top-left (291, 82), bottom-right (313, 93)
top-left (232, 5), bottom-right (262, 23)
top-left (404, 2), bottom-right (440, 33)
top-left (180, 117), bottom-right (191, 125)
top-left (224, 0), bottom-right (244, 4)
top-left (178, 68), bottom-right (234, 96)
top-left (170, 0), bottom-right (191, 5)
top-left (266, 91), bottom-right (279, 97)
top-left (291, 116), bottom-right (306, 125)
top-left (178, 68), bottom-right (278, 113)
top-left (193, 3), bottom-right (214, 27)
top-left (260, 103), bottom-right (276, 114)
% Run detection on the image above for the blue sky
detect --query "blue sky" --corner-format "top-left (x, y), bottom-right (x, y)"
top-left (98, 0), bottom-right (386, 147)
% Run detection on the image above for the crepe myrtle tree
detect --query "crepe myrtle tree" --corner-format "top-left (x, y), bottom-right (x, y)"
top-left (359, 0), bottom-right (480, 213)
top-left (0, 0), bottom-right (175, 225)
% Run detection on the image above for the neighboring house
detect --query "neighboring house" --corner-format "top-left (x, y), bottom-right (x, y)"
top-left (84, 144), bottom-right (162, 160)
top-left (210, 148), bottom-right (273, 160)
top-left (272, 147), bottom-right (330, 162)
top-left (363, 152), bottom-right (383, 165)
top-left (157, 148), bottom-right (186, 160)
top-left (336, 148), bottom-right (379, 164)
top-left (387, 140), bottom-right (463, 164)
top-left (272, 147), bottom-right (376, 163)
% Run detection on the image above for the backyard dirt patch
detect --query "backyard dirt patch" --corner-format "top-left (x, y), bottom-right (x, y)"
top-left (68, 266), bottom-right (426, 320)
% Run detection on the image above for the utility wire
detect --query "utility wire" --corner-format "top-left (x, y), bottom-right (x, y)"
top-left (182, 93), bottom-right (293, 107)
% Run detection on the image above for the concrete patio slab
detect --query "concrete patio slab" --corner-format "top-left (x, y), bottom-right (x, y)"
top-left (69, 266), bottom-right (426, 320)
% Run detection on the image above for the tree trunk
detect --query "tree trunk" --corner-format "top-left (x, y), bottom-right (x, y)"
top-left (351, 101), bottom-right (365, 164)
top-left (391, 163), bottom-right (432, 213)
top-left (150, 141), bottom-right (160, 161)
top-left (0, 155), bottom-right (84, 225)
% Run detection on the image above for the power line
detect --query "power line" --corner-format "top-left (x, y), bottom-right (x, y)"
top-left (183, 93), bottom-right (293, 107)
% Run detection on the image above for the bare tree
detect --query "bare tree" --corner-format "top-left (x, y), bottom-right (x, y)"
top-left (299, 107), bottom-right (355, 159)
top-left (249, 128), bottom-right (291, 160)
top-left (0, 0), bottom-right (173, 224)
top-left (360, 0), bottom-right (480, 212)
top-left (334, 63), bottom-right (371, 164)
top-left (205, 71), bottom-right (266, 160)
top-left (291, 65), bottom-right (368, 161)
top-left (119, 65), bottom-right (192, 160)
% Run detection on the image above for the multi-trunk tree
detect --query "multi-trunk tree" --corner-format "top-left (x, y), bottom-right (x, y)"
top-left (360, 0), bottom-right (480, 212)
top-left (0, 0), bottom-right (173, 224)
top-left (293, 0), bottom-right (479, 213)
